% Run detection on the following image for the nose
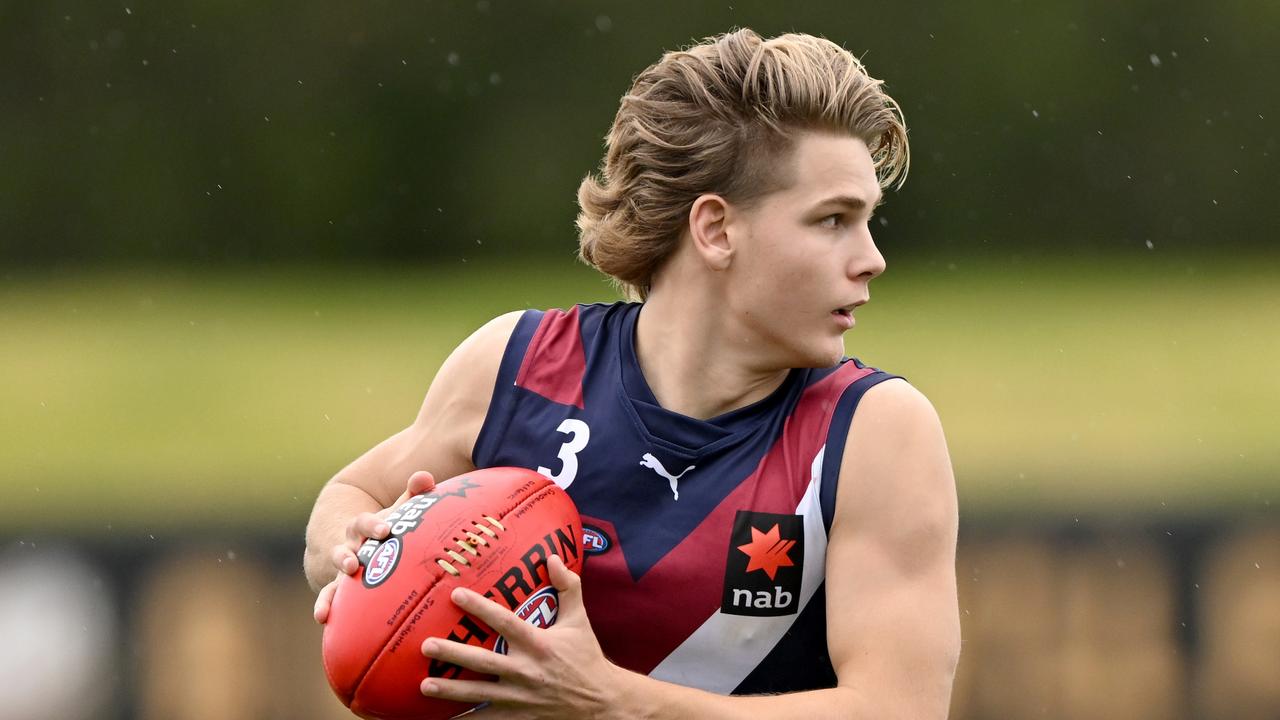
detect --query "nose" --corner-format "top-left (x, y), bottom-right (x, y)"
top-left (851, 228), bottom-right (886, 281)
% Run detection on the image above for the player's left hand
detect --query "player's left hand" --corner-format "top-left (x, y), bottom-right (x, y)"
top-left (419, 554), bottom-right (628, 719)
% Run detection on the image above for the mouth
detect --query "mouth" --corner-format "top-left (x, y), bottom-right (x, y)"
top-left (831, 299), bottom-right (867, 329)
top-left (832, 299), bottom-right (868, 317)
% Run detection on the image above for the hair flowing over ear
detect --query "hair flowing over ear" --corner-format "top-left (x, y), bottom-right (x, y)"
top-left (576, 29), bottom-right (909, 301)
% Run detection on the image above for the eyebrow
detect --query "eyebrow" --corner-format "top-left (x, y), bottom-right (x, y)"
top-left (812, 193), bottom-right (885, 212)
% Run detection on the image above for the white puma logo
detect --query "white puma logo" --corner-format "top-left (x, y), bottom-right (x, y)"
top-left (639, 453), bottom-right (695, 501)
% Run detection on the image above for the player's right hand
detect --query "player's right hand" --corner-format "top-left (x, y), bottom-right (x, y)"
top-left (314, 470), bottom-right (436, 624)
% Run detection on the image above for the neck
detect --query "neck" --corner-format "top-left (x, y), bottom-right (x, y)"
top-left (634, 277), bottom-right (790, 421)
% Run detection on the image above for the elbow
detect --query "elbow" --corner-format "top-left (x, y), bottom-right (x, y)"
top-left (302, 514), bottom-right (339, 591)
top-left (927, 642), bottom-right (962, 720)
top-left (302, 545), bottom-right (331, 592)
top-left (835, 651), bottom-right (960, 720)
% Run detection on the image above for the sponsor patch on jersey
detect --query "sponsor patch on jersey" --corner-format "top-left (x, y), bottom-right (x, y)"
top-left (362, 537), bottom-right (401, 588)
top-left (720, 510), bottom-right (804, 617)
top-left (494, 587), bottom-right (560, 654)
top-left (582, 525), bottom-right (611, 555)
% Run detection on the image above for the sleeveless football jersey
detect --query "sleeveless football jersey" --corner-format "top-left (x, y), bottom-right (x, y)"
top-left (471, 302), bottom-right (901, 694)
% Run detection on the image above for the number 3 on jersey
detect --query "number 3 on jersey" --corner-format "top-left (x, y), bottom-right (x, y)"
top-left (537, 418), bottom-right (590, 489)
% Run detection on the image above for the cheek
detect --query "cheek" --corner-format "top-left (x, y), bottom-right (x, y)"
top-left (752, 238), bottom-right (811, 284)
top-left (733, 228), bottom-right (826, 319)
top-left (765, 253), bottom-right (827, 308)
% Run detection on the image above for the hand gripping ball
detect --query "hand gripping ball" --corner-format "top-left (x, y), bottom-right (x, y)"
top-left (322, 467), bottom-right (583, 720)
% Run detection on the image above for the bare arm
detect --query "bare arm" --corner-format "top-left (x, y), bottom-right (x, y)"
top-left (424, 378), bottom-right (961, 719)
top-left (822, 379), bottom-right (960, 716)
top-left (302, 311), bottom-right (522, 591)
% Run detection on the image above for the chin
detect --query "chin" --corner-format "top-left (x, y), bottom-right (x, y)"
top-left (763, 322), bottom-right (845, 369)
top-left (794, 344), bottom-right (846, 369)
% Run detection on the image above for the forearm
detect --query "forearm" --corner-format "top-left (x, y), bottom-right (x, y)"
top-left (302, 480), bottom-right (383, 590)
top-left (610, 670), bottom-right (869, 720)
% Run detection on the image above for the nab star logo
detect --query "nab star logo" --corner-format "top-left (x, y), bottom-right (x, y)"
top-left (737, 523), bottom-right (796, 580)
top-left (435, 475), bottom-right (480, 500)
top-left (721, 511), bottom-right (804, 617)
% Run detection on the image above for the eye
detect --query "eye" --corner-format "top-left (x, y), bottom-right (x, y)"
top-left (819, 214), bottom-right (843, 229)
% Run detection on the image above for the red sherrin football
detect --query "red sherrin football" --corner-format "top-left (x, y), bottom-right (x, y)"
top-left (322, 467), bottom-right (583, 720)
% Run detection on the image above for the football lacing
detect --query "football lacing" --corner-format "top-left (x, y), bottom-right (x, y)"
top-left (436, 517), bottom-right (505, 576)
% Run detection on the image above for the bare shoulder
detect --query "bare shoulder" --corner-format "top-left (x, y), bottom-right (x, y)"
top-left (321, 311), bottom-right (526, 508)
top-left (833, 378), bottom-right (956, 561)
top-left (413, 310), bottom-right (523, 434)
top-left (847, 377), bottom-right (943, 442)
top-left (456, 310), bottom-right (524, 358)
top-left (422, 311), bottom-right (523, 405)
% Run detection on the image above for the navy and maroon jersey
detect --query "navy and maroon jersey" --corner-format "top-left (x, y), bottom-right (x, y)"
top-left (471, 302), bottom-right (900, 694)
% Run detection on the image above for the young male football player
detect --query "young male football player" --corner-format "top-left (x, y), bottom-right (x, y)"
top-left (305, 28), bottom-right (960, 718)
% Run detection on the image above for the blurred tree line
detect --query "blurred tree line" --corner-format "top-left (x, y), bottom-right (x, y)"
top-left (2, 0), bottom-right (1276, 266)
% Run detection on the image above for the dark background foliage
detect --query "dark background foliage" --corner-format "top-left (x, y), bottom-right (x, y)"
top-left (3, 0), bottom-right (1276, 266)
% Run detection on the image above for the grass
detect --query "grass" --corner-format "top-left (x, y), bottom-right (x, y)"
top-left (1, 256), bottom-right (1276, 533)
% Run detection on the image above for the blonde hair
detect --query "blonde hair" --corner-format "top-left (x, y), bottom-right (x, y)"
top-left (576, 28), bottom-right (910, 300)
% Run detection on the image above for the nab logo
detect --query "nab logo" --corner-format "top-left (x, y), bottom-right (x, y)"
top-left (720, 511), bottom-right (804, 616)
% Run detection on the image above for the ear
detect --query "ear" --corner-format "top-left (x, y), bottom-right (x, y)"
top-left (688, 194), bottom-right (734, 271)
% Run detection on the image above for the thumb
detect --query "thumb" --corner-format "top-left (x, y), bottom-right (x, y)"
top-left (547, 554), bottom-right (585, 616)
top-left (407, 470), bottom-right (436, 497)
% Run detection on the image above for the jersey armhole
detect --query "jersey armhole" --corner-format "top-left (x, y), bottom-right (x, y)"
top-left (818, 370), bottom-right (903, 532)
top-left (470, 309), bottom-right (545, 468)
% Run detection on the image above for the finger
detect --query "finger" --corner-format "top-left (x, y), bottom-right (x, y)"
top-left (450, 587), bottom-right (538, 648)
top-left (547, 554), bottom-right (585, 614)
top-left (385, 471), bottom-right (436, 512)
top-left (331, 545), bottom-right (360, 576)
top-left (421, 638), bottom-right (513, 677)
top-left (407, 470), bottom-right (436, 496)
top-left (420, 676), bottom-right (515, 705)
top-left (346, 511), bottom-right (390, 545)
top-left (313, 581), bottom-right (338, 624)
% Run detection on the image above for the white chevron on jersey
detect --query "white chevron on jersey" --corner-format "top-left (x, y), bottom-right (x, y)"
top-left (647, 445), bottom-right (830, 692)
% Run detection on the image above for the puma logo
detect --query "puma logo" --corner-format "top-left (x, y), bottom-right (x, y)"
top-left (639, 453), bottom-right (695, 501)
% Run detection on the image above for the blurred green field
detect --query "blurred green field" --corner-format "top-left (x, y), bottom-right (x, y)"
top-left (1, 257), bottom-right (1276, 533)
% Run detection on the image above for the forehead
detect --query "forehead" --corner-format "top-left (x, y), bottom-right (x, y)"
top-left (771, 132), bottom-right (881, 207)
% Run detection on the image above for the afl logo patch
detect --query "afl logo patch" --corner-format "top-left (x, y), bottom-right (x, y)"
top-left (495, 587), bottom-right (560, 655)
top-left (582, 526), bottom-right (610, 555)
top-left (362, 537), bottom-right (401, 588)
